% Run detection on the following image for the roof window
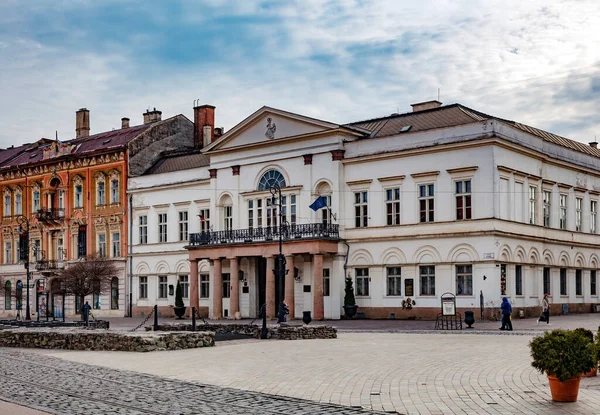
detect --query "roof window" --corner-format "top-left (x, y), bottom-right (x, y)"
top-left (399, 125), bottom-right (412, 133)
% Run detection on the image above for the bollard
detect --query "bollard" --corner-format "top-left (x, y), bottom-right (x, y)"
top-left (260, 304), bottom-right (267, 339)
top-left (153, 304), bottom-right (158, 331)
top-left (192, 307), bottom-right (196, 331)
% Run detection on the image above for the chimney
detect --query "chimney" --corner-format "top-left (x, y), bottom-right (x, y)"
top-left (214, 127), bottom-right (224, 139)
top-left (75, 108), bottom-right (90, 138)
top-left (121, 117), bottom-right (130, 129)
top-left (143, 108), bottom-right (162, 124)
top-left (589, 141), bottom-right (598, 149)
top-left (193, 104), bottom-right (215, 148)
top-left (410, 100), bottom-right (442, 112)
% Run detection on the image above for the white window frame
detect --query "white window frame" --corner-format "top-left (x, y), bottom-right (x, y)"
top-left (178, 211), bottom-right (189, 241)
top-left (559, 194), bottom-right (567, 230)
top-left (97, 181), bottom-right (105, 206)
top-left (75, 185), bottom-right (83, 208)
top-left (15, 192), bottom-right (22, 215)
top-left (158, 213), bottom-right (168, 243)
top-left (543, 190), bottom-right (551, 227)
top-left (110, 179), bottom-right (119, 204)
top-left (223, 206), bottom-right (233, 231)
top-left (158, 276), bottom-right (168, 299)
top-left (419, 184), bottom-right (435, 223)
top-left (420, 265), bottom-right (435, 296)
top-left (33, 190), bottom-right (40, 212)
top-left (591, 200), bottom-right (597, 234)
top-left (385, 188), bottom-right (401, 226)
top-left (139, 215), bottom-right (148, 244)
top-left (456, 264), bottom-right (472, 295)
top-left (97, 233), bottom-right (106, 257)
top-left (199, 208), bottom-right (211, 232)
top-left (4, 194), bottom-right (11, 217)
top-left (386, 267), bottom-right (402, 296)
top-left (354, 191), bottom-right (368, 228)
top-left (178, 275), bottom-right (189, 299)
top-left (4, 241), bottom-right (12, 264)
top-left (575, 197), bottom-right (582, 231)
top-left (529, 186), bottom-right (537, 225)
top-left (455, 180), bottom-right (472, 221)
top-left (355, 268), bottom-right (369, 297)
top-left (139, 276), bottom-right (148, 299)
top-left (111, 232), bottom-right (120, 257)
top-left (200, 274), bottom-right (210, 298)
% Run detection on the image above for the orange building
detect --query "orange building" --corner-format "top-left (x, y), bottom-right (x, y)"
top-left (0, 108), bottom-right (195, 317)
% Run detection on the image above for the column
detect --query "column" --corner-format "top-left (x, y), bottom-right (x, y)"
top-left (189, 259), bottom-right (199, 313)
top-left (212, 258), bottom-right (222, 319)
top-left (285, 255), bottom-right (295, 319)
top-left (229, 257), bottom-right (239, 318)
top-left (266, 256), bottom-right (275, 318)
top-left (313, 254), bottom-right (324, 320)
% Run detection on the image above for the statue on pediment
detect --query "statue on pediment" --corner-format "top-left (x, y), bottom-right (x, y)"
top-left (265, 117), bottom-right (276, 139)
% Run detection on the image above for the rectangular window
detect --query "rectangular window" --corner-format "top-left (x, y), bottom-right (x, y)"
top-left (386, 267), bottom-right (402, 296)
top-left (97, 181), bottom-right (105, 205)
top-left (200, 274), bottom-right (210, 298)
top-left (98, 234), bottom-right (106, 257)
top-left (321, 195), bottom-right (332, 225)
top-left (58, 190), bottom-right (65, 215)
top-left (75, 185), bottom-right (83, 208)
top-left (560, 268), bottom-right (567, 295)
top-left (224, 206), bottom-right (233, 231)
top-left (199, 209), bottom-right (211, 232)
top-left (591, 201), bottom-right (597, 233)
top-left (178, 211), bottom-right (188, 241)
top-left (4, 194), bottom-right (11, 217)
top-left (575, 197), bottom-right (582, 231)
top-left (33, 190), bottom-right (40, 212)
top-left (158, 276), bottom-right (168, 299)
top-left (111, 179), bottom-right (119, 204)
top-left (456, 264), bottom-right (472, 295)
top-left (139, 276), bottom-right (148, 299)
top-left (420, 265), bottom-right (435, 296)
top-left (139, 215), bottom-right (148, 244)
top-left (355, 268), bottom-right (369, 296)
top-left (455, 180), bottom-right (471, 220)
top-left (529, 186), bottom-right (536, 225)
top-left (515, 265), bottom-right (523, 296)
top-left (385, 188), bottom-right (401, 225)
top-left (323, 268), bottom-right (330, 297)
top-left (248, 200), bottom-right (254, 230)
top-left (559, 194), bottom-right (567, 230)
top-left (543, 190), bottom-right (551, 227)
top-left (93, 293), bottom-right (101, 309)
top-left (419, 184), bottom-right (435, 223)
top-left (111, 233), bottom-right (120, 257)
top-left (290, 194), bottom-right (297, 225)
top-left (256, 200), bottom-right (262, 228)
top-left (179, 275), bottom-right (189, 298)
top-left (354, 191), bottom-right (368, 227)
top-left (576, 269), bottom-right (582, 296)
top-left (591, 270), bottom-right (597, 296)
top-left (222, 273), bottom-right (231, 298)
top-left (158, 213), bottom-right (167, 243)
top-left (543, 267), bottom-right (551, 295)
top-left (15, 193), bottom-right (22, 215)
top-left (4, 242), bottom-right (12, 264)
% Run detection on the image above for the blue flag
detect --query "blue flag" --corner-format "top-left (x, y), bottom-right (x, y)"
top-left (309, 196), bottom-right (327, 211)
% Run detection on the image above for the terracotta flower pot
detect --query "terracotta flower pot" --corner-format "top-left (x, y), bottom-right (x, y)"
top-left (582, 367), bottom-right (598, 377)
top-left (547, 374), bottom-right (581, 402)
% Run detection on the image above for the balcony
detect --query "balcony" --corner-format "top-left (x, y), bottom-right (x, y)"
top-left (35, 208), bottom-right (65, 223)
top-left (188, 223), bottom-right (340, 247)
top-left (35, 260), bottom-right (65, 272)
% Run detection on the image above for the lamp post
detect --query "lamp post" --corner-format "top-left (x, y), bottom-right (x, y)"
top-left (16, 215), bottom-right (34, 321)
top-left (269, 184), bottom-right (287, 324)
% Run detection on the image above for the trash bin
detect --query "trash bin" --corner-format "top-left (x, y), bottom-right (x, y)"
top-left (562, 303), bottom-right (568, 315)
top-left (464, 310), bottom-right (475, 328)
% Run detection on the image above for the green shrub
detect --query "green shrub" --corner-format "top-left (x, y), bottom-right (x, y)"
top-left (175, 281), bottom-right (184, 308)
top-left (529, 329), bottom-right (596, 382)
top-left (344, 277), bottom-right (356, 307)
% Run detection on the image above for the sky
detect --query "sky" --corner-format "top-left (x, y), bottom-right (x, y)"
top-left (0, 0), bottom-right (599, 148)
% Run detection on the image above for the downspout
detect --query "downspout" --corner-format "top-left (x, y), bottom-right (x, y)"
top-left (128, 193), bottom-right (133, 317)
top-left (343, 241), bottom-right (350, 283)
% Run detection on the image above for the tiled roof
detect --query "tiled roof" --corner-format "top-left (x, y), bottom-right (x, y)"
top-left (145, 152), bottom-right (210, 175)
top-left (347, 104), bottom-right (600, 158)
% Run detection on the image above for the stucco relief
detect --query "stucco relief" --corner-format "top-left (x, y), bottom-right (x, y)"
top-left (265, 117), bottom-right (276, 139)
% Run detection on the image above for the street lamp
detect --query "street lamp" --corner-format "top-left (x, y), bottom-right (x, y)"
top-left (16, 215), bottom-right (34, 321)
top-left (269, 184), bottom-right (288, 324)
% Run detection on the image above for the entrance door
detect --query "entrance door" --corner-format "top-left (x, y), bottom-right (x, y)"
top-left (257, 257), bottom-right (266, 315)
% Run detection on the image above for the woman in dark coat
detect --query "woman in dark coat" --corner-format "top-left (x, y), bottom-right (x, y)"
top-left (500, 297), bottom-right (513, 331)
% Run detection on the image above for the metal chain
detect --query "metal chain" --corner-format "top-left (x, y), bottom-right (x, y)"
top-left (130, 307), bottom-right (155, 332)
top-left (194, 307), bottom-right (208, 325)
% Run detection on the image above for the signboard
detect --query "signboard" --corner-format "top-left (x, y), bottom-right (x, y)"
top-left (483, 253), bottom-right (495, 259)
top-left (441, 292), bottom-right (456, 316)
top-left (404, 278), bottom-right (414, 297)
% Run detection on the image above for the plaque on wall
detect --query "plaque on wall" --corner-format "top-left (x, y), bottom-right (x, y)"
top-left (303, 285), bottom-right (311, 293)
top-left (404, 278), bottom-right (414, 297)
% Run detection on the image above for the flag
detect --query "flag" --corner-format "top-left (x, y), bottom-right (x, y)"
top-left (309, 196), bottom-right (327, 211)
top-left (198, 213), bottom-right (205, 221)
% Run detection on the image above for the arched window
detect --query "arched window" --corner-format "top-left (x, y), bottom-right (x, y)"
top-left (257, 170), bottom-right (286, 191)
top-left (4, 281), bottom-right (11, 310)
top-left (111, 277), bottom-right (119, 310)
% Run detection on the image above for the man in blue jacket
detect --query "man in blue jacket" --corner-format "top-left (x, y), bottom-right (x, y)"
top-left (500, 297), bottom-right (513, 331)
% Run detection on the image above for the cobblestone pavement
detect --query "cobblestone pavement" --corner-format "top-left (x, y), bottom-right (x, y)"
top-left (40, 332), bottom-right (600, 415)
top-left (0, 348), bottom-right (388, 415)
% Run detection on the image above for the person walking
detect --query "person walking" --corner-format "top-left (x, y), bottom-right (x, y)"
top-left (500, 297), bottom-right (513, 331)
top-left (82, 301), bottom-right (92, 326)
top-left (537, 293), bottom-right (550, 325)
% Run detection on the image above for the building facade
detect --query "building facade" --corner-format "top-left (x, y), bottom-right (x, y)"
top-left (130, 101), bottom-right (600, 320)
top-left (0, 108), bottom-right (195, 318)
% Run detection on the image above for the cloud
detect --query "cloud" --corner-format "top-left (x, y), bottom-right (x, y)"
top-left (0, 0), bottom-right (599, 148)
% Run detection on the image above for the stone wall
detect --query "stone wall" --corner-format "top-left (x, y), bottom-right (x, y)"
top-left (147, 323), bottom-right (337, 340)
top-left (0, 328), bottom-right (214, 352)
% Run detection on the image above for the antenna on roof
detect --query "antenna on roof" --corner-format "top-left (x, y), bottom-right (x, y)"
top-left (55, 130), bottom-right (61, 144)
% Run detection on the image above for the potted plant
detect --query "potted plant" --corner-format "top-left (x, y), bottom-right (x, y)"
top-left (343, 276), bottom-right (358, 319)
top-left (574, 328), bottom-right (597, 377)
top-left (173, 281), bottom-right (186, 319)
top-left (529, 329), bottom-right (596, 402)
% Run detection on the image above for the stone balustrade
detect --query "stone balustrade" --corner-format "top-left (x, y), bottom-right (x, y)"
top-left (0, 328), bottom-right (215, 352)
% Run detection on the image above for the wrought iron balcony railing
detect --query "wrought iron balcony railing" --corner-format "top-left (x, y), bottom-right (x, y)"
top-left (35, 259), bottom-right (65, 271)
top-left (188, 223), bottom-right (339, 247)
top-left (34, 208), bottom-right (65, 222)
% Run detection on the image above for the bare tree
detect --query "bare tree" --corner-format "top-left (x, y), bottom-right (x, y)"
top-left (58, 255), bottom-right (118, 310)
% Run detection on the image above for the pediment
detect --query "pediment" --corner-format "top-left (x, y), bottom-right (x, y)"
top-left (205, 106), bottom-right (341, 152)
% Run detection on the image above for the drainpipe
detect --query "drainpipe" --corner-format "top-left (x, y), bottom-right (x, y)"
top-left (128, 193), bottom-right (133, 317)
top-left (343, 240), bottom-right (350, 281)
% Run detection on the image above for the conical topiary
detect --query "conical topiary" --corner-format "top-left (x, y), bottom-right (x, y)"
top-left (175, 280), bottom-right (184, 308)
top-left (344, 276), bottom-right (356, 307)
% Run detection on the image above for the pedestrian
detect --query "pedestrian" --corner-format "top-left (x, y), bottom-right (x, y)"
top-left (537, 293), bottom-right (550, 325)
top-left (82, 301), bottom-right (92, 326)
top-left (499, 297), bottom-right (513, 331)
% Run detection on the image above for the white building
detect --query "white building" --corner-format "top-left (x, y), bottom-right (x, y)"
top-left (130, 101), bottom-right (600, 320)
